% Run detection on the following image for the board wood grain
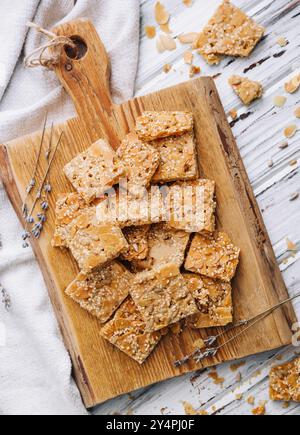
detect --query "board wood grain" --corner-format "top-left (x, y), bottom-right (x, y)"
top-left (0, 19), bottom-right (296, 408)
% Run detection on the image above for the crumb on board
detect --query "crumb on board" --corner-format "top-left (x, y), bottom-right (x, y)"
top-left (273, 95), bottom-right (287, 107)
top-left (230, 361), bottom-right (246, 372)
top-left (145, 26), bottom-right (156, 39)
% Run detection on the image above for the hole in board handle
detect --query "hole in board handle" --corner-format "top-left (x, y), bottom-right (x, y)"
top-left (64, 36), bottom-right (88, 60)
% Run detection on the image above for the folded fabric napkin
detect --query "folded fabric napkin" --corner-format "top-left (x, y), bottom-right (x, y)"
top-left (0, 0), bottom-right (140, 415)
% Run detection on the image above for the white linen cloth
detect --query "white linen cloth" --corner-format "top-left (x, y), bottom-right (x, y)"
top-left (0, 0), bottom-right (140, 415)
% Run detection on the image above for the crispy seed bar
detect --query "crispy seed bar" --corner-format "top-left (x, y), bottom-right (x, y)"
top-left (185, 232), bottom-right (240, 282)
top-left (68, 207), bottom-right (128, 272)
top-left (96, 188), bottom-right (165, 228)
top-left (131, 223), bottom-right (190, 271)
top-left (116, 133), bottom-right (160, 197)
top-left (65, 262), bottom-right (132, 323)
top-left (166, 179), bottom-right (216, 233)
top-left (64, 139), bottom-right (124, 204)
top-left (52, 193), bottom-right (88, 248)
top-left (184, 274), bottom-right (233, 328)
top-left (195, 0), bottom-right (265, 64)
top-left (270, 358), bottom-right (300, 402)
top-left (130, 264), bottom-right (198, 332)
top-left (121, 225), bottom-right (150, 262)
top-left (100, 298), bottom-right (162, 364)
top-left (135, 111), bottom-right (193, 142)
top-left (229, 75), bottom-right (263, 105)
top-left (151, 131), bottom-right (199, 183)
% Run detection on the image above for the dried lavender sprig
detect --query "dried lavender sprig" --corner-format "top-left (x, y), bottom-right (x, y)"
top-left (174, 291), bottom-right (300, 367)
top-left (22, 113), bottom-right (48, 217)
top-left (45, 122), bottom-right (54, 161)
top-left (0, 283), bottom-right (11, 311)
top-left (23, 131), bottom-right (63, 246)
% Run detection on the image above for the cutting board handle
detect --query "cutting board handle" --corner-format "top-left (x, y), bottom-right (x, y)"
top-left (53, 19), bottom-right (120, 146)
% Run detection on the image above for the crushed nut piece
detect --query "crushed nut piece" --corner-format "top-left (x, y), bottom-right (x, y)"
top-left (286, 238), bottom-right (297, 252)
top-left (159, 34), bottom-right (177, 51)
top-left (208, 371), bottom-right (225, 386)
top-left (195, 0), bottom-right (265, 64)
top-left (151, 131), bottom-right (199, 183)
top-left (100, 298), bottom-right (163, 364)
top-left (178, 32), bottom-right (199, 45)
top-left (166, 179), bottom-right (216, 234)
top-left (121, 225), bottom-right (150, 262)
top-left (155, 2), bottom-right (170, 25)
top-left (64, 139), bottom-right (124, 204)
top-left (185, 274), bottom-right (233, 328)
top-left (284, 125), bottom-right (297, 138)
top-left (163, 63), bottom-right (172, 73)
top-left (289, 192), bottom-right (299, 202)
top-left (230, 361), bottom-right (246, 372)
top-left (278, 141), bottom-right (289, 150)
top-left (268, 160), bottom-right (274, 168)
top-left (183, 0), bottom-right (193, 6)
top-left (189, 65), bottom-right (201, 78)
top-left (136, 111), bottom-right (193, 142)
top-left (247, 396), bottom-right (255, 405)
top-left (289, 159), bottom-right (298, 166)
top-left (65, 261), bottom-right (132, 323)
top-left (160, 22), bottom-right (172, 34)
top-left (294, 107), bottom-right (300, 119)
top-left (130, 264), bottom-right (198, 332)
top-left (277, 36), bottom-right (288, 47)
top-left (131, 223), bottom-right (190, 272)
top-left (284, 75), bottom-right (300, 94)
top-left (235, 393), bottom-right (243, 401)
top-left (273, 96), bottom-right (287, 107)
top-left (184, 51), bottom-right (194, 65)
top-left (229, 109), bottom-right (238, 120)
top-left (145, 26), bottom-right (156, 39)
top-left (185, 231), bottom-right (240, 282)
top-left (252, 402), bottom-right (266, 415)
top-left (229, 75), bottom-right (263, 105)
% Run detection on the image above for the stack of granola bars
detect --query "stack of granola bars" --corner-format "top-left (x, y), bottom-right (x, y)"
top-left (53, 111), bottom-right (240, 364)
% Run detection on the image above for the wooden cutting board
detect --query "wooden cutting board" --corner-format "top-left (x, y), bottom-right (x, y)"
top-left (0, 19), bottom-right (296, 408)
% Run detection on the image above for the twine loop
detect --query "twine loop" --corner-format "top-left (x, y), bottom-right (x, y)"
top-left (24, 22), bottom-right (77, 69)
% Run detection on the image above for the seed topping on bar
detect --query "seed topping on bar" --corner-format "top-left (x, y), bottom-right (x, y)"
top-left (195, 0), bottom-right (265, 64)
top-left (64, 139), bottom-right (124, 204)
top-left (229, 75), bottom-right (263, 105)
top-left (100, 298), bottom-right (163, 364)
top-left (184, 274), bottom-right (233, 328)
top-left (270, 357), bottom-right (300, 402)
top-left (132, 223), bottom-right (190, 271)
top-left (65, 262), bottom-right (133, 323)
top-left (121, 225), bottom-right (150, 262)
top-left (166, 179), bottom-right (216, 233)
top-left (130, 264), bottom-right (198, 332)
top-left (116, 133), bottom-right (160, 197)
top-left (136, 111), bottom-right (193, 142)
top-left (185, 232), bottom-right (240, 282)
top-left (151, 131), bottom-right (199, 183)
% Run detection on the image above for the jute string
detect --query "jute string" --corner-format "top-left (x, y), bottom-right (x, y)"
top-left (24, 22), bottom-right (77, 69)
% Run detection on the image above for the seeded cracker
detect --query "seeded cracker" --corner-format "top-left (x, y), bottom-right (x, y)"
top-left (67, 206), bottom-right (128, 272)
top-left (195, 0), bottom-right (265, 65)
top-left (100, 298), bottom-right (163, 364)
top-left (131, 223), bottom-right (190, 271)
top-left (184, 274), bottom-right (233, 328)
top-left (52, 193), bottom-right (88, 248)
top-left (64, 139), bottom-right (124, 204)
top-left (121, 225), bottom-right (150, 262)
top-left (116, 133), bottom-right (160, 197)
top-left (185, 232), bottom-right (240, 282)
top-left (65, 262), bottom-right (133, 323)
top-left (96, 189), bottom-right (165, 228)
top-left (151, 131), bottom-right (199, 183)
top-left (130, 264), bottom-right (198, 332)
top-left (166, 179), bottom-right (216, 234)
top-left (136, 111), bottom-right (193, 142)
top-left (270, 357), bottom-right (300, 402)
top-left (229, 75), bottom-right (263, 105)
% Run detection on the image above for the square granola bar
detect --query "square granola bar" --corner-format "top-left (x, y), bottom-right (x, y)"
top-left (65, 261), bottom-right (133, 323)
top-left (130, 264), bottom-right (198, 332)
top-left (136, 111), bottom-right (193, 142)
top-left (270, 357), bottom-right (300, 402)
top-left (116, 133), bottom-right (160, 197)
top-left (151, 131), bottom-right (199, 183)
top-left (68, 206), bottom-right (128, 272)
top-left (121, 225), bottom-right (150, 262)
top-left (195, 0), bottom-right (265, 64)
top-left (52, 193), bottom-right (88, 248)
top-left (131, 223), bottom-right (190, 271)
top-left (64, 139), bottom-right (124, 204)
top-left (229, 75), bottom-right (263, 105)
top-left (184, 274), bottom-right (233, 328)
top-left (166, 179), bottom-right (216, 233)
top-left (185, 232), bottom-right (240, 282)
top-left (96, 188), bottom-right (165, 228)
top-left (100, 298), bottom-right (163, 364)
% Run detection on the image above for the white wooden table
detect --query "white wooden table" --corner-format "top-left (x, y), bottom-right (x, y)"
top-left (94, 0), bottom-right (300, 416)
